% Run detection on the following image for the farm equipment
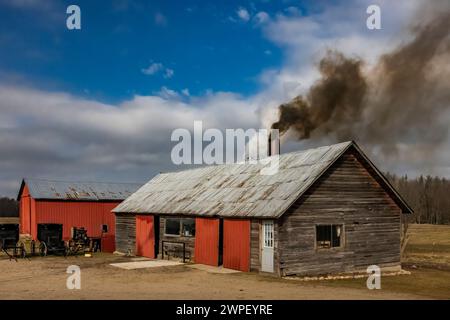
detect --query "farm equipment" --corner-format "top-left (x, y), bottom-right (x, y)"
top-left (37, 224), bottom-right (67, 256)
top-left (67, 227), bottom-right (91, 255)
top-left (66, 227), bottom-right (102, 255)
top-left (17, 234), bottom-right (36, 257)
top-left (0, 224), bottom-right (25, 260)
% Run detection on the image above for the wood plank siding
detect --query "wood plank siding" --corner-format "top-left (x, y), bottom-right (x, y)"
top-left (158, 216), bottom-right (195, 260)
top-left (277, 148), bottom-right (402, 276)
top-left (115, 213), bottom-right (136, 255)
top-left (250, 220), bottom-right (260, 272)
top-left (250, 219), bottom-right (280, 276)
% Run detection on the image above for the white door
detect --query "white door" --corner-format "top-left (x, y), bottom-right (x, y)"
top-left (261, 220), bottom-right (274, 273)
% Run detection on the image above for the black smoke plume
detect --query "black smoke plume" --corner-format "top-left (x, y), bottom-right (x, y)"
top-left (272, 10), bottom-right (450, 155)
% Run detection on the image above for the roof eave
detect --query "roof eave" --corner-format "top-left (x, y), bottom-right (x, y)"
top-left (16, 179), bottom-right (26, 202)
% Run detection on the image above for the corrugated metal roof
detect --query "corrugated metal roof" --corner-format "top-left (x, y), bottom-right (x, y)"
top-left (113, 141), bottom-right (356, 218)
top-left (22, 178), bottom-right (142, 201)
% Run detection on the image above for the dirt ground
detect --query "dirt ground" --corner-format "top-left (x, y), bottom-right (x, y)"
top-left (1, 224), bottom-right (449, 300)
top-left (0, 254), bottom-right (434, 300)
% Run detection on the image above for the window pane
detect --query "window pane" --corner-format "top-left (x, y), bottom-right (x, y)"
top-left (316, 225), bottom-right (342, 248)
top-left (332, 225), bottom-right (341, 247)
top-left (181, 219), bottom-right (195, 237)
top-left (165, 218), bottom-right (181, 235)
top-left (316, 225), bottom-right (332, 248)
top-left (263, 222), bottom-right (274, 248)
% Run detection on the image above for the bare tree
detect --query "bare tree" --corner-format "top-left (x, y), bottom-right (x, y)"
top-left (0, 197), bottom-right (19, 217)
top-left (387, 173), bottom-right (450, 225)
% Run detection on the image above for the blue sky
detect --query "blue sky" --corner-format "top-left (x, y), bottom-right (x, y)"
top-left (0, 0), bottom-right (449, 197)
top-left (0, 0), bottom-right (318, 102)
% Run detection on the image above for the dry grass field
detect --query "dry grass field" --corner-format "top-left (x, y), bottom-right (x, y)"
top-left (318, 224), bottom-right (450, 299)
top-left (404, 224), bottom-right (450, 267)
top-left (0, 224), bottom-right (448, 300)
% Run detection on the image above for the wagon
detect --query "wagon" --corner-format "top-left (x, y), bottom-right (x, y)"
top-left (37, 224), bottom-right (67, 256)
top-left (0, 224), bottom-right (26, 259)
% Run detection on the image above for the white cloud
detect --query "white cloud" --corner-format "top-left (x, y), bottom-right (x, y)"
top-left (142, 62), bottom-right (174, 79)
top-left (157, 86), bottom-right (179, 99)
top-left (141, 62), bottom-right (163, 75)
top-left (256, 0), bottom-right (426, 103)
top-left (253, 11), bottom-right (270, 24)
top-left (237, 7), bottom-right (250, 22)
top-left (250, 0), bottom-right (450, 177)
top-left (164, 68), bottom-right (174, 79)
top-left (1, 0), bottom-right (448, 197)
top-left (284, 6), bottom-right (302, 16)
top-left (0, 84), bottom-right (260, 196)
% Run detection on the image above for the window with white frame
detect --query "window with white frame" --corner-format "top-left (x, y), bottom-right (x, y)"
top-left (263, 221), bottom-right (274, 248)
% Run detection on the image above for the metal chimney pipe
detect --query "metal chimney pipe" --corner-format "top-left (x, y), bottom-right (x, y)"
top-left (268, 131), bottom-right (280, 157)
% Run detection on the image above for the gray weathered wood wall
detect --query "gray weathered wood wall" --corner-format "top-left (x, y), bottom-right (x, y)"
top-left (250, 219), bottom-right (280, 276)
top-left (115, 213), bottom-right (136, 255)
top-left (250, 220), bottom-right (260, 272)
top-left (277, 148), bottom-right (402, 276)
top-left (158, 216), bottom-right (195, 261)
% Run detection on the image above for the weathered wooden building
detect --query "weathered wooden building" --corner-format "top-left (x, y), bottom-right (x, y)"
top-left (18, 179), bottom-right (141, 253)
top-left (113, 141), bottom-right (412, 276)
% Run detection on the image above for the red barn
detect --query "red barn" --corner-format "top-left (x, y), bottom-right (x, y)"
top-left (18, 179), bottom-right (141, 253)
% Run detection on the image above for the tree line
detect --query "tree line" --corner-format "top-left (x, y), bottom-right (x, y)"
top-left (386, 173), bottom-right (450, 225)
top-left (0, 197), bottom-right (19, 217)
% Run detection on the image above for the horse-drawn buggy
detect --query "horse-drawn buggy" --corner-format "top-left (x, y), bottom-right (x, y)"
top-left (0, 224), bottom-right (26, 260)
top-left (2, 223), bottom-right (101, 259)
top-left (37, 224), bottom-right (67, 256)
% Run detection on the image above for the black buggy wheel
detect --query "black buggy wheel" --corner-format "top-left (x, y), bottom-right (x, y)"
top-left (39, 242), bottom-right (48, 256)
top-left (64, 243), bottom-right (70, 257)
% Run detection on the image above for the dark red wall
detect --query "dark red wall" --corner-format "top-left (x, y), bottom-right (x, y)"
top-left (19, 185), bottom-right (34, 235)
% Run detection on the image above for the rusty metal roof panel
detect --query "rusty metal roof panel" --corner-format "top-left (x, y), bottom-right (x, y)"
top-left (24, 178), bottom-right (142, 201)
top-left (113, 141), bottom-right (354, 218)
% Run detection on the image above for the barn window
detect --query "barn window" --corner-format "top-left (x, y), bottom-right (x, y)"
top-left (316, 225), bottom-right (343, 249)
top-left (165, 218), bottom-right (195, 237)
top-left (181, 219), bottom-right (195, 237)
top-left (165, 218), bottom-right (181, 236)
top-left (102, 224), bottom-right (108, 233)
